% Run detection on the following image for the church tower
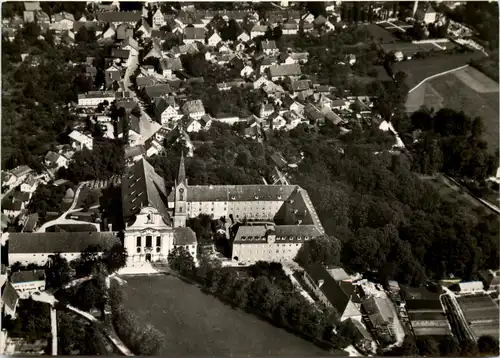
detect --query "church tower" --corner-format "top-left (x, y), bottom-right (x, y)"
top-left (173, 152), bottom-right (187, 227)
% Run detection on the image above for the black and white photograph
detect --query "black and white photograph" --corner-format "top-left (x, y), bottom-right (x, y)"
top-left (0, 0), bottom-right (499, 356)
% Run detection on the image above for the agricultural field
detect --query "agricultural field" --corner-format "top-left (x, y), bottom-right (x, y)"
top-left (406, 66), bottom-right (499, 152)
top-left (120, 275), bottom-right (334, 357)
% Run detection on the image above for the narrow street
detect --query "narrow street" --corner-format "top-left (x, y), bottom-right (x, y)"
top-left (50, 306), bottom-right (57, 356)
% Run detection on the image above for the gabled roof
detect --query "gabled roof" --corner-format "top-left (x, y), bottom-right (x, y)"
top-left (7, 232), bottom-right (121, 254)
top-left (290, 79), bottom-right (310, 91)
top-left (122, 36), bottom-right (139, 51)
top-left (69, 130), bottom-right (92, 143)
top-left (261, 40), bottom-right (277, 50)
top-left (11, 165), bottom-right (33, 178)
top-left (24, 2), bottom-right (42, 11)
top-left (304, 103), bottom-right (324, 121)
top-left (182, 99), bottom-right (205, 114)
top-left (136, 75), bottom-right (157, 88)
top-left (145, 84), bottom-right (172, 100)
top-left (23, 213), bottom-right (39, 233)
top-left (122, 158), bottom-right (170, 219)
top-left (184, 27), bottom-right (206, 40)
top-left (1, 281), bottom-right (19, 315)
top-left (305, 262), bottom-right (360, 315)
top-left (269, 63), bottom-right (302, 78)
top-left (111, 48), bottom-right (130, 59)
top-left (53, 11), bottom-right (75, 23)
top-left (44, 151), bottom-right (63, 163)
top-left (96, 11), bottom-right (142, 23)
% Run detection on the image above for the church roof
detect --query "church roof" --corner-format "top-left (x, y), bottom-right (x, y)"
top-left (121, 158), bottom-right (170, 219)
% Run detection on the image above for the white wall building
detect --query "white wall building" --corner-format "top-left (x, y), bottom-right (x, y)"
top-left (77, 91), bottom-right (116, 107)
top-left (10, 270), bottom-right (46, 299)
top-left (69, 130), bottom-right (93, 151)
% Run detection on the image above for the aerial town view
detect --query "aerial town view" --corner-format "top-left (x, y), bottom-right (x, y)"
top-left (0, 0), bottom-right (499, 356)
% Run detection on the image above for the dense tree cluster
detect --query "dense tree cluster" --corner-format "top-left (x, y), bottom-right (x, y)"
top-left (57, 139), bottom-right (126, 182)
top-left (150, 122), bottom-right (273, 188)
top-left (27, 183), bottom-right (75, 220)
top-left (3, 299), bottom-right (51, 340)
top-left (2, 25), bottom-right (104, 171)
top-left (171, 258), bottom-right (358, 351)
top-left (266, 124), bottom-right (499, 283)
top-left (408, 109), bottom-right (497, 180)
top-left (109, 281), bottom-right (164, 355)
top-left (57, 311), bottom-right (110, 355)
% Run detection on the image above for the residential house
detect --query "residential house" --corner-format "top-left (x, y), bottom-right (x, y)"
top-left (303, 263), bottom-right (362, 321)
top-left (51, 12), bottom-right (75, 31)
top-left (267, 63), bottom-right (302, 81)
top-left (185, 118), bottom-right (202, 133)
top-left (5, 232), bottom-right (122, 267)
top-left (154, 97), bottom-right (179, 126)
top-left (313, 15), bottom-right (328, 28)
top-left (105, 65), bottom-right (121, 87)
top-left (250, 25), bottom-right (267, 39)
top-left (207, 32), bottom-right (222, 47)
top-left (302, 12), bottom-right (315, 23)
top-left (35, 10), bottom-right (50, 25)
top-left (329, 99), bottom-right (349, 111)
top-left (121, 36), bottom-right (139, 56)
top-left (78, 91), bottom-right (116, 107)
top-left (253, 75), bottom-right (269, 90)
top-left (478, 270), bottom-right (500, 292)
top-left (321, 106), bottom-right (343, 126)
top-left (1, 280), bottom-right (19, 318)
top-left (144, 84), bottom-right (173, 102)
top-left (260, 56), bottom-right (278, 74)
top-left (302, 22), bottom-right (314, 33)
top-left (262, 40), bottom-right (279, 56)
top-left (287, 79), bottom-right (311, 97)
top-left (344, 318), bottom-right (374, 352)
top-left (241, 65), bottom-right (254, 78)
top-left (111, 48), bottom-right (130, 63)
top-left (116, 23), bottom-right (134, 41)
top-left (216, 42), bottom-right (231, 53)
top-left (282, 21), bottom-right (298, 35)
top-left (68, 130), bottom-right (93, 151)
top-left (259, 103), bottom-right (274, 118)
top-left (11, 270), bottom-right (46, 299)
top-left (20, 176), bottom-right (38, 194)
top-left (152, 8), bottom-right (167, 28)
top-left (362, 296), bottom-right (397, 343)
top-left (304, 103), bottom-right (325, 124)
top-left (416, 5), bottom-right (437, 24)
top-left (85, 66), bottom-right (98, 81)
top-left (160, 57), bottom-right (183, 78)
top-left (283, 110), bottom-right (302, 130)
top-left (199, 114), bottom-right (213, 129)
top-left (144, 41), bottom-right (162, 60)
top-left (136, 18), bottom-right (153, 38)
top-left (6, 166), bottom-right (33, 185)
top-left (269, 112), bottom-right (286, 130)
top-left (235, 41), bottom-right (247, 52)
top-left (237, 30), bottom-right (250, 42)
top-left (458, 281), bottom-right (484, 295)
top-left (181, 100), bottom-right (205, 120)
top-left (2, 197), bottom-right (25, 218)
top-left (102, 24), bottom-right (116, 40)
top-left (96, 11), bottom-right (142, 26)
top-left (282, 95), bottom-right (304, 114)
top-left (281, 52), bottom-right (309, 64)
top-left (183, 27), bottom-right (206, 44)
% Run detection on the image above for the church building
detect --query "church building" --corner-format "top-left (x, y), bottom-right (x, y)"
top-left (121, 158), bottom-right (197, 266)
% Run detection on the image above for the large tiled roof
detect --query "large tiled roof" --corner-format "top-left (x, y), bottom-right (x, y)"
top-left (96, 11), bottom-right (142, 23)
top-left (122, 158), bottom-right (170, 219)
top-left (185, 184), bottom-right (298, 202)
top-left (7, 232), bottom-right (120, 254)
top-left (11, 270), bottom-right (45, 284)
top-left (184, 27), bottom-right (206, 40)
top-left (269, 63), bottom-right (302, 78)
top-left (306, 263), bottom-right (360, 315)
top-left (145, 84), bottom-right (172, 100)
top-left (1, 281), bottom-right (19, 313)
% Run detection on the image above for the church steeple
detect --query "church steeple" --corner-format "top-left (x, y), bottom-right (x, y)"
top-left (177, 151), bottom-right (186, 185)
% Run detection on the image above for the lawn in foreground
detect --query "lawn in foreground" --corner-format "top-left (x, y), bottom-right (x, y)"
top-left (121, 275), bottom-right (333, 356)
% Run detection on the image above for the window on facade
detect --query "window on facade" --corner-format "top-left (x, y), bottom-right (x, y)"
top-left (156, 236), bottom-right (161, 247)
top-left (136, 236), bottom-right (141, 247)
top-left (146, 236), bottom-right (152, 247)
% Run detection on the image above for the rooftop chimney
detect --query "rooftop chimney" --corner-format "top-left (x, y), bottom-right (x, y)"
top-left (318, 279), bottom-right (324, 288)
top-left (108, 223), bottom-right (112, 232)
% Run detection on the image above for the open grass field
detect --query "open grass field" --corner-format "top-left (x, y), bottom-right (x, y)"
top-left (120, 275), bottom-right (334, 357)
top-left (394, 52), bottom-right (485, 89)
top-left (406, 66), bottom-right (499, 152)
